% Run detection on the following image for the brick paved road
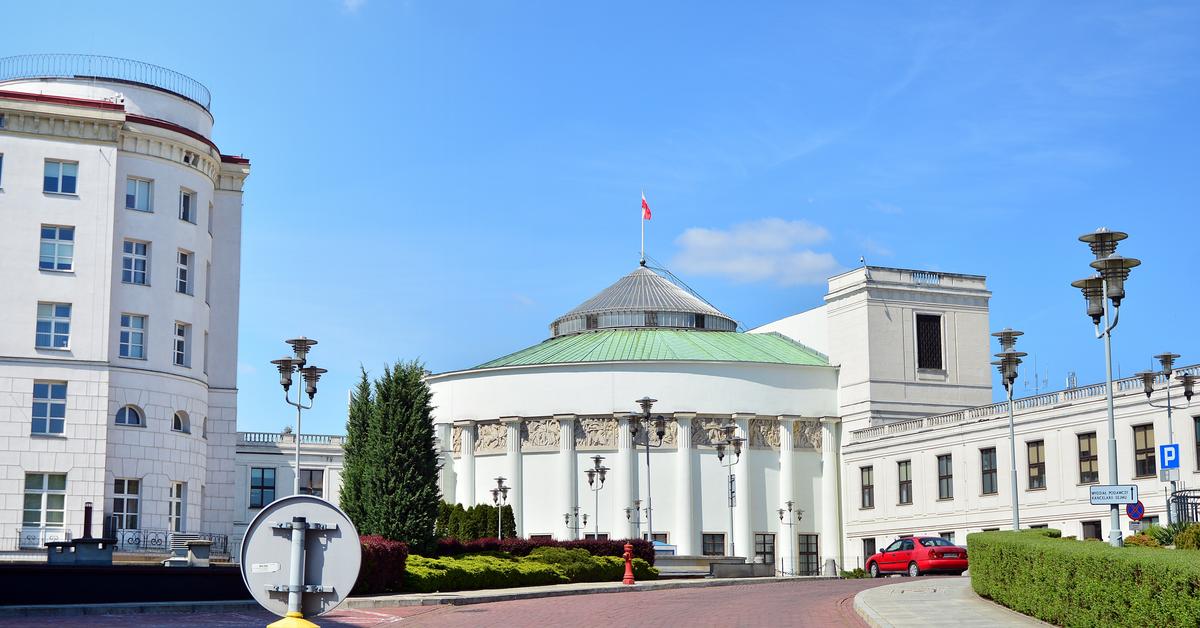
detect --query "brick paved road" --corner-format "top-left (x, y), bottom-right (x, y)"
top-left (0, 578), bottom-right (896, 628)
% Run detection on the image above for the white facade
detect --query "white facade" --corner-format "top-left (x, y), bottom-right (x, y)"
top-left (0, 56), bottom-right (249, 550)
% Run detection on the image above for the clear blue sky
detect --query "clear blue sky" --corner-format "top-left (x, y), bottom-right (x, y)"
top-left (8, 2), bottom-right (1199, 435)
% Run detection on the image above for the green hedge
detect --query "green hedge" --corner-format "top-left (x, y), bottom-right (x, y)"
top-left (405, 549), bottom-right (658, 593)
top-left (968, 529), bottom-right (1200, 626)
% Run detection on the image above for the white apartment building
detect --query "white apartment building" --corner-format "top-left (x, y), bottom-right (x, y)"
top-left (0, 54), bottom-right (249, 552)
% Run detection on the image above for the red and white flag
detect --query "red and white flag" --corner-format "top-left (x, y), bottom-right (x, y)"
top-left (641, 192), bottom-right (652, 220)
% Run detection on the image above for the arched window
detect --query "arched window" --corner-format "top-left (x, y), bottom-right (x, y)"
top-left (115, 405), bottom-right (143, 426)
top-left (201, 417), bottom-right (207, 439)
top-left (172, 411), bottom-right (190, 434)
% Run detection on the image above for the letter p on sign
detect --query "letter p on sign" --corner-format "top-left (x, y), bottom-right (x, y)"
top-left (1160, 444), bottom-right (1180, 470)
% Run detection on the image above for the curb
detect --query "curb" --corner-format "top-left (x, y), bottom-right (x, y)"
top-left (853, 587), bottom-right (891, 628)
top-left (0, 600), bottom-right (261, 618)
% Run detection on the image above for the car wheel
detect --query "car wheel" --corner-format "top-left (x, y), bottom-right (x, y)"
top-left (868, 563), bottom-right (879, 578)
top-left (908, 562), bottom-right (920, 578)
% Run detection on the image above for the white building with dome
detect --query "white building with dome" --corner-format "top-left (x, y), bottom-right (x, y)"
top-left (0, 54), bottom-right (249, 552)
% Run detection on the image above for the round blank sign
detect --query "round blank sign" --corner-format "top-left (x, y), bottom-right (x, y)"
top-left (240, 495), bottom-right (361, 617)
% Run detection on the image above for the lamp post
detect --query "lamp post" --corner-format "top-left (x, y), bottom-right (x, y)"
top-left (1135, 352), bottom-right (1195, 524)
top-left (714, 424), bottom-right (745, 557)
top-left (624, 499), bottom-right (648, 539)
top-left (992, 328), bottom-right (1026, 531)
top-left (1071, 227), bottom-right (1141, 547)
top-left (628, 397), bottom-right (667, 543)
top-left (491, 476), bottom-right (510, 539)
top-left (584, 455), bottom-right (608, 540)
top-left (776, 500), bottom-right (803, 575)
top-left (564, 507), bottom-right (588, 538)
top-left (270, 337), bottom-right (326, 497)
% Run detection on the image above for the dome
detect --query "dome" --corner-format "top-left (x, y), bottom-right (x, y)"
top-left (549, 266), bottom-right (737, 337)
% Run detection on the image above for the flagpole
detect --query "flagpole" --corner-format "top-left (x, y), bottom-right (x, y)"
top-left (640, 190), bottom-right (645, 265)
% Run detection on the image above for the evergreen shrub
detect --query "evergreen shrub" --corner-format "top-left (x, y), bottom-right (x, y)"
top-left (1175, 525), bottom-right (1200, 550)
top-left (403, 552), bottom-right (657, 593)
top-left (433, 536), bottom-right (655, 565)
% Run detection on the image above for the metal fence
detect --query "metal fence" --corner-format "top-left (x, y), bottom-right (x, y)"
top-left (113, 528), bottom-right (230, 556)
top-left (1170, 489), bottom-right (1200, 525)
top-left (0, 54), bottom-right (210, 111)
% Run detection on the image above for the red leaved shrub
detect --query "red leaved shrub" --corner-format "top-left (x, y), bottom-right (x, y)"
top-left (352, 535), bottom-right (408, 595)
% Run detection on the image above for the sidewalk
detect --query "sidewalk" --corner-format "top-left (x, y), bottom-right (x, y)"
top-left (854, 576), bottom-right (1049, 627)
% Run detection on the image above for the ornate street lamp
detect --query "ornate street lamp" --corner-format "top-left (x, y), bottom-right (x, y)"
top-left (1072, 227), bottom-right (1141, 547)
top-left (992, 328), bottom-right (1025, 531)
top-left (564, 507), bottom-right (588, 537)
top-left (624, 499), bottom-right (649, 539)
top-left (270, 336), bottom-right (326, 496)
top-left (584, 455), bottom-right (608, 540)
top-left (1135, 352), bottom-right (1195, 523)
top-left (629, 397), bottom-right (667, 544)
top-left (777, 500), bottom-right (804, 575)
top-left (491, 476), bottom-right (510, 539)
top-left (714, 423), bottom-right (745, 557)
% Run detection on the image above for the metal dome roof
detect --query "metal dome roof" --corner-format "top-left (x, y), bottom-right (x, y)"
top-left (549, 266), bottom-right (737, 337)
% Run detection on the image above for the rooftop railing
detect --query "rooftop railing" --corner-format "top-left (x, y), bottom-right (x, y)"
top-left (851, 363), bottom-right (1200, 443)
top-left (0, 54), bottom-right (210, 111)
top-left (238, 431), bottom-right (345, 446)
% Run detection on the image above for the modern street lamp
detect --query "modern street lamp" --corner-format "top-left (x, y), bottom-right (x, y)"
top-left (628, 397), bottom-right (667, 544)
top-left (1071, 227), bottom-right (1141, 547)
top-left (491, 476), bottom-right (510, 539)
top-left (992, 328), bottom-right (1026, 531)
top-left (270, 337), bottom-right (326, 496)
top-left (564, 507), bottom-right (588, 538)
top-left (584, 455), bottom-right (608, 540)
top-left (624, 499), bottom-right (648, 539)
top-left (777, 500), bottom-right (804, 575)
top-left (1135, 352), bottom-right (1195, 523)
top-left (714, 423), bottom-right (745, 557)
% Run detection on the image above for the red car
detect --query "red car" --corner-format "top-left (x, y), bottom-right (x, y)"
top-left (865, 536), bottom-right (968, 578)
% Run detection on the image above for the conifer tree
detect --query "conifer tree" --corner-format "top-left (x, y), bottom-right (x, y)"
top-left (339, 369), bottom-right (373, 527)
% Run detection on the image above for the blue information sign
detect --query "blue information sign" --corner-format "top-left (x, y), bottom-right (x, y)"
top-left (1160, 444), bottom-right (1180, 470)
top-left (1126, 500), bottom-right (1145, 521)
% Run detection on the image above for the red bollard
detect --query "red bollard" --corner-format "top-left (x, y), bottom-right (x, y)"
top-left (622, 542), bottom-right (636, 585)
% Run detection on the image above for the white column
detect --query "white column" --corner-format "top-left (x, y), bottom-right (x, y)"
top-left (556, 414), bottom-right (577, 540)
top-left (454, 420), bottom-right (475, 505)
top-left (778, 416), bottom-right (797, 575)
top-left (733, 413), bottom-right (754, 562)
top-left (674, 413), bottom-right (697, 555)
top-left (615, 413), bottom-right (637, 539)
top-left (819, 417), bottom-right (841, 575)
top-left (502, 417), bottom-right (524, 538)
top-left (436, 423), bottom-right (456, 504)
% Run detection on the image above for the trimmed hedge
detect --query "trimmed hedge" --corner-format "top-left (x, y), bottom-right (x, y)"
top-left (404, 549), bottom-right (658, 593)
top-left (434, 537), bottom-right (656, 566)
top-left (968, 529), bottom-right (1200, 626)
top-left (352, 536), bottom-right (409, 595)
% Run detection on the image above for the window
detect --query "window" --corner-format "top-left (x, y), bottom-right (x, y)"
top-left (798, 533), bottom-right (819, 575)
top-left (119, 314), bottom-right (146, 359)
top-left (122, 240), bottom-right (149, 285)
top-left (643, 532), bottom-right (669, 544)
top-left (982, 527), bottom-right (1000, 532)
top-left (861, 466), bottom-right (874, 508)
top-left (1027, 441), bottom-right (1046, 490)
top-left (169, 482), bottom-right (186, 532)
top-left (981, 448), bottom-right (998, 495)
top-left (1134, 424), bottom-right (1156, 478)
top-left (529, 534), bottom-right (554, 541)
top-left (115, 405), bottom-right (143, 426)
top-left (0, 153), bottom-right (4, 186)
top-left (173, 323), bottom-right (190, 367)
top-left (1081, 520), bottom-right (1102, 540)
top-left (39, 226), bottom-right (74, 271)
top-left (702, 533), bottom-right (726, 556)
top-left (1196, 416), bottom-right (1200, 470)
top-left (250, 468), bottom-right (276, 508)
top-left (204, 261), bottom-right (211, 304)
top-left (43, 160), bottom-right (78, 194)
top-left (299, 469), bottom-right (324, 498)
top-left (179, 189), bottom-right (196, 223)
top-left (754, 533), bottom-right (775, 565)
top-left (176, 250), bottom-right (192, 294)
top-left (31, 381), bottom-right (67, 435)
top-left (207, 201), bottom-right (214, 235)
top-left (113, 479), bottom-right (140, 530)
top-left (1029, 524), bottom-right (1048, 529)
top-left (898, 460), bottom-right (912, 504)
top-left (23, 473), bottom-right (67, 528)
top-left (203, 331), bottom-right (209, 375)
top-left (915, 313), bottom-right (943, 370)
top-left (172, 411), bottom-right (190, 434)
top-left (1144, 516), bottom-right (1160, 527)
top-left (583, 533), bottom-right (609, 540)
top-left (1078, 432), bottom-right (1099, 484)
top-left (937, 454), bottom-right (953, 500)
top-left (939, 531), bottom-right (955, 544)
top-left (125, 177), bottom-right (152, 211)
top-left (35, 303), bottom-right (71, 349)
top-left (862, 538), bottom-right (876, 561)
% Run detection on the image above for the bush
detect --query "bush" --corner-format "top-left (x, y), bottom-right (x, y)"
top-left (1147, 522), bottom-right (1190, 547)
top-left (840, 568), bottom-right (867, 579)
top-left (403, 550), bottom-right (658, 593)
top-left (433, 537), bottom-right (655, 566)
top-left (1124, 534), bottom-right (1161, 549)
top-left (1175, 525), bottom-right (1200, 550)
top-left (352, 535), bottom-right (408, 595)
top-left (968, 529), bottom-right (1200, 626)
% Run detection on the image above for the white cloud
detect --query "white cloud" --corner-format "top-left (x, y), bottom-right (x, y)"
top-left (342, 0), bottom-right (366, 12)
top-left (238, 362), bottom-right (258, 376)
top-left (672, 219), bottom-right (841, 286)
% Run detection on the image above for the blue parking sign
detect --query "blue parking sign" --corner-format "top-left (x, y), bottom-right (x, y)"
top-left (1160, 444), bottom-right (1180, 470)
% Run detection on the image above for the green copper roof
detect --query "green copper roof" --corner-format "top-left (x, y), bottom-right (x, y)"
top-left (473, 329), bottom-right (829, 369)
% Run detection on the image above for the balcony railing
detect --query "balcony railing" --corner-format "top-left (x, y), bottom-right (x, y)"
top-left (238, 431), bottom-right (345, 446)
top-left (0, 54), bottom-right (211, 111)
top-left (113, 528), bottom-right (229, 556)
